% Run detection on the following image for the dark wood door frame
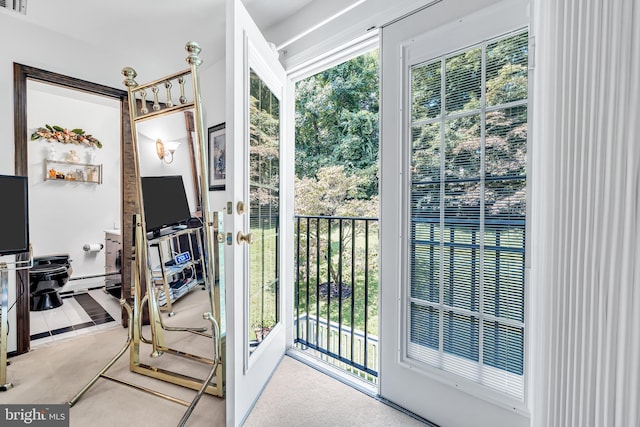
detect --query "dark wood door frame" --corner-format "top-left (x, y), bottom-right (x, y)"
top-left (12, 63), bottom-right (131, 355)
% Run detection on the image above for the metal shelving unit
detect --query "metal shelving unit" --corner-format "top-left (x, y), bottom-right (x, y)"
top-left (148, 227), bottom-right (205, 316)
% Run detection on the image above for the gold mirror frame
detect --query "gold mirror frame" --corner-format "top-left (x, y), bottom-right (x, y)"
top-left (123, 41), bottom-right (224, 407)
top-left (65, 44), bottom-right (223, 426)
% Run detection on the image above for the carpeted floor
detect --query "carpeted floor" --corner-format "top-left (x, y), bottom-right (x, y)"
top-left (4, 323), bottom-right (224, 426)
top-left (244, 356), bottom-right (428, 427)
top-left (4, 291), bottom-right (427, 426)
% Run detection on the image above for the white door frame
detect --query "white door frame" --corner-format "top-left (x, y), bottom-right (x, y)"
top-left (379, 1), bottom-right (530, 426)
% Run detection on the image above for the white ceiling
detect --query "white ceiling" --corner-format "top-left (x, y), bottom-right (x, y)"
top-left (15, 0), bottom-right (437, 75)
top-left (20, 0), bottom-right (319, 69)
top-left (244, 0), bottom-right (314, 29)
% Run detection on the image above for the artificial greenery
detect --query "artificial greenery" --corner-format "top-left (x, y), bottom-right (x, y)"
top-left (31, 124), bottom-right (102, 149)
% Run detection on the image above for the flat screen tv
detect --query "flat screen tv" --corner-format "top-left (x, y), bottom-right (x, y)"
top-left (140, 175), bottom-right (191, 236)
top-left (0, 175), bottom-right (30, 256)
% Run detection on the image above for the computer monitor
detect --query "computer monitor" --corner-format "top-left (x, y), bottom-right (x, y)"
top-left (140, 175), bottom-right (191, 236)
top-left (0, 175), bottom-right (30, 256)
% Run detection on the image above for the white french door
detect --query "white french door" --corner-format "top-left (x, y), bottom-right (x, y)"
top-left (379, 1), bottom-right (530, 426)
top-left (225, 0), bottom-right (293, 425)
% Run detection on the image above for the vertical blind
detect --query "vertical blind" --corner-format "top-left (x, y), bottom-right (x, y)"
top-left (408, 30), bottom-right (528, 400)
top-left (532, 0), bottom-right (640, 426)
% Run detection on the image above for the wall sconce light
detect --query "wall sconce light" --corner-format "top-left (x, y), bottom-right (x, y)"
top-left (155, 139), bottom-right (181, 164)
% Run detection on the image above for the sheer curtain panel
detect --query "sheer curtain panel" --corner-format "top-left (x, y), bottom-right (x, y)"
top-left (531, 0), bottom-right (640, 426)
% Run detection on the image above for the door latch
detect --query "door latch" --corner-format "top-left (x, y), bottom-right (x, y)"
top-left (236, 231), bottom-right (253, 245)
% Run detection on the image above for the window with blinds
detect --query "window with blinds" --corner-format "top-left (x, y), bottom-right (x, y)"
top-left (407, 30), bottom-right (528, 400)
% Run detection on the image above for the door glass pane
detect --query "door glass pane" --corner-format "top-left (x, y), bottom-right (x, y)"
top-left (407, 31), bottom-right (527, 399)
top-left (248, 69), bottom-right (280, 354)
top-left (445, 48), bottom-right (481, 114)
top-left (486, 32), bottom-right (528, 107)
top-left (412, 60), bottom-right (441, 121)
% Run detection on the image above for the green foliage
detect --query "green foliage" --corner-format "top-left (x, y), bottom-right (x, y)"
top-left (295, 218), bottom-right (380, 336)
top-left (295, 165), bottom-right (378, 286)
top-left (249, 71), bottom-right (280, 209)
top-left (294, 52), bottom-right (381, 340)
top-left (295, 50), bottom-right (380, 199)
top-left (295, 165), bottom-right (378, 217)
top-left (248, 71), bottom-right (281, 345)
top-left (410, 32), bottom-right (529, 219)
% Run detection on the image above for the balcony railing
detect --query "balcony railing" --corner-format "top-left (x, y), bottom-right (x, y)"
top-left (294, 215), bottom-right (379, 381)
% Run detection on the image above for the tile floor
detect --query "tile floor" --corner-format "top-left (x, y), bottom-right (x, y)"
top-left (29, 287), bottom-right (122, 347)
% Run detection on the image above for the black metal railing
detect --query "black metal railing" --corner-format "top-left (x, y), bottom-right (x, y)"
top-left (294, 215), bottom-right (379, 381)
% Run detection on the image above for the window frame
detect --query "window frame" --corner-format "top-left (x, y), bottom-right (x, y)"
top-left (399, 27), bottom-right (531, 411)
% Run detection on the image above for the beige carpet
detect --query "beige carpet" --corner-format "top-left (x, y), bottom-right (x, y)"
top-left (244, 356), bottom-right (428, 427)
top-left (5, 288), bottom-right (224, 427)
top-left (4, 291), bottom-right (427, 426)
top-left (4, 324), bottom-right (224, 427)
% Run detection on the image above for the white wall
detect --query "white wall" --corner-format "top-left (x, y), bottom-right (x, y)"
top-left (135, 112), bottom-right (199, 215)
top-left (0, 12), bottom-right (127, 353)
top-left (201, 58), bottom-right (228, 213)
top-left (27, 81), bottom-right (121, 282)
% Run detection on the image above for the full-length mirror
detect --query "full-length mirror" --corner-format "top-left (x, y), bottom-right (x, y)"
top-left (55, 45), bottom-right (224, 426)
top-left (135, 110), bottom-right (200, 216)
top-left (130, 105), bottom-right (223, 395)
top-left (133, 108), bottom-right (214, 322)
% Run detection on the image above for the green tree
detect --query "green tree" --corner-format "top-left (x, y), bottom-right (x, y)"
top-left (295, 50), bottom-right (379, 199)
top-left (410, 32), bottom-right (528, 219)
top-left (295, 165), bottom-right (378, 217)
top-left (295, 165), bottom-right (378, 286)
top-left (249, 72), bottom-right (280, 208)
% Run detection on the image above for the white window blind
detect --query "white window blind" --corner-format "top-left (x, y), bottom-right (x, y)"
top-left (407, 30), bottom-right (528, 400)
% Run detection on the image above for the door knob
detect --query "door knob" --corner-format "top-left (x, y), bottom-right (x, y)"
top-left (236, 231), bottom-right (254, 245)
top-left (236, 201), bottom-right (246, 215)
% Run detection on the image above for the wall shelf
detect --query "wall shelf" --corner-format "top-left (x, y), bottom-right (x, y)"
top-left (44, 159), bottom-right (102, 184)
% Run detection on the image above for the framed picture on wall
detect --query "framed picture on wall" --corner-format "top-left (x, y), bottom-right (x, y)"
top-left (208, 123), bottom-right (226, 191)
